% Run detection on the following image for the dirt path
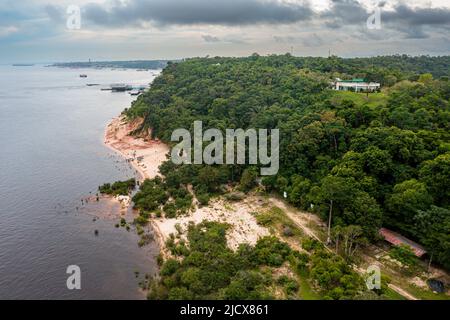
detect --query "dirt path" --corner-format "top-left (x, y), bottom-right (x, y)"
top-left (103, 115), bottom-right (423, 300)
top-left (268, 196), bottom-right (420, 300)
top-left (269, 197), bottom-right (328, 247)
top-left (388, 284), bottom-right (418, 300)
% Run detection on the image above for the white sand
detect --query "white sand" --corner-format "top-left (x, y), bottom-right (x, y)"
top-left (104, 115), bottom-right (269, 252)
top-left (153, 197), bottom-right (270, 251)
top-left (104, 116), bottom-right (169, 181)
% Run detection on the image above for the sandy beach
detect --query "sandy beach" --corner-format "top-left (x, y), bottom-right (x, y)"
top-left (104, 115), bottom-right (169, 181)
top-left (154, 197), bottom-right (270, 251)
top-left (104, 115), bottom-right (269, 254)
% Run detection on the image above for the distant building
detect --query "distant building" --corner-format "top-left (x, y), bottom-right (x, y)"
top-left (379, 228), bottom-right (427, 257)
top-left (334, 78), bottom-right (380, 92)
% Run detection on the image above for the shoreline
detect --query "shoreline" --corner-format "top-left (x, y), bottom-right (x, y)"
top-left (103, 115), bottom-right (169, 182)
top-left (103, 114), bottom-right (170, 253)
top-left (103, 114), bottom-right (270, 256)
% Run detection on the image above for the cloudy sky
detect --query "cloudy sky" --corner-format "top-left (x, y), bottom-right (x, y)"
top-left (1, 0), bottom-right (449, 63)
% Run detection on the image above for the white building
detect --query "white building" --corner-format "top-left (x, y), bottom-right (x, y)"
top-left (334, 78), bottom-right (380, 92)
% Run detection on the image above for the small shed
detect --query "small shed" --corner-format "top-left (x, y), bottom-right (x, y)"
top-left (379, 228), bottom-right (427, 258)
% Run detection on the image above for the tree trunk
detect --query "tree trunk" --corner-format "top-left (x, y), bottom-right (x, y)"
top-left (327, 199), bottom-right (333, 244)
top-left (344, 235), bottom-right (349, 256)
top-left (428, 253), bottom-right (433, 272)
top-left (333, 135), bottom-right (338, 152)
top-left (335, 237), bottom-right (339, 254)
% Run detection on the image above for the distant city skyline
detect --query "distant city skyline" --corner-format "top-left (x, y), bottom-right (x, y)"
top-left (1, 0), bottom-right (449, 63)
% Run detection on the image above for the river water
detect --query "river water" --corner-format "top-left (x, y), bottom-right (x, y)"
top-left (0, 65), bottom-right (159, 299)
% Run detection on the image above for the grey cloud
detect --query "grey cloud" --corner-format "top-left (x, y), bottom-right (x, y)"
top-left (202, 35), bottom-right (220, 42)
top-left (202, 34), bottom-right (249, 44)
top-left (223, 36), bottom-right (249, 44)
top-left (403, 28), bottom-right (428, 40)
top-left (273, 33), bottom-right (325, 47)
top-left (302, 33), bottom-right (324, 47)
top-left (320, 0), bottom-right (368, 27)
top-left (45, 0), bottom-right (450, 34)
top-left (81, 0), bottom-right (313, 27)
top-left (320, 0), bottom-right (450, 39)
top-left (384, 5), bottom-right (450, 26)
top-left (44, 5), bottom-right (65, 24)
top-left (273, 35), bottom-right (296, 43)
top-left (382, 4), bottom-right (450, 39)
top-left (42, 0), bottom-right (450, 43)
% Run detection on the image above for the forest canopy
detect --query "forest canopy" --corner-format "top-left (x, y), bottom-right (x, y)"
top-left (127, 54), bottom-right (450, 270)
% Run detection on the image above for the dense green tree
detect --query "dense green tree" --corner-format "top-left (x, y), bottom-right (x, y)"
top-left (222, 271), bottom-right (271, 300)
top-left (288, 175), bottom-right (312, 209)
top-left (125, 54), bottom-right (450, 272)
top-left (98, 178), bottom-right (136, 196)
top-left (386, 179), bottom-right (433, 231)
top-left (415, 206), bottom-right (450, 269)
top-left (419, 153), bottom-right (450, 207)
top-left (310, 250), bottom-right (363, 299)
top-left (149, 222), bottom-right (294, 300)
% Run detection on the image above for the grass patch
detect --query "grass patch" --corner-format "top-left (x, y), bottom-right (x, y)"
top-left (255, 206), bottom-right (304, 239)
top-left (331, 90), bottom-right (388, 108)
top-left (383, 287), bottom-right (407, 300)
top-left (297, 275), bottom-right (321, 300)
top-left (405, 284), bottom-right (450, 300)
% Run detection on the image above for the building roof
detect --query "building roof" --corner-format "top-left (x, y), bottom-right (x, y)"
top-left (339, 78), bottom-right (366, 83)
top-left (379, 228), bottom-right (427, 257)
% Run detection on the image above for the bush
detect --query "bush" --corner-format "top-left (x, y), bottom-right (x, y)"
top-left (224, 192), bottom-right (245, 202)
top-left (239, 168), bottom-right (258, 192)
top-left (156, 253), bottom-right (164, 266)
top-left (222, 271), bottom-right (269, 300)
top-left (163, 203), bottom-right (177, 218)
top-left (132, 178), bottom-right (168, 212)
top-left (310, 250), bottom-right (363, 299)
top-left (160, 259), bottom-right (180, 276)
top-left (285, 279), bottom-right (299, 295)
top-left (197, 193), bottom-right (211, 206)
top-left (138, 234), bottom-right (154, 247)
top-left (295, 253), bottom-right (310, 274)
top-left (255, 212), bottom-right (273, 226)
top-left (99, 178), bottom-right (136, 196)
top-left (389, 244), bottom-right (418, 267)
top-left (168, 287), bottom-right (194, 300)
top-left (148, 222), bottom-right (293, 300)
top-left (254, 237), bottom-right (292, 267)
top-left (302, 238), bottom-right (323, 252)
top-left (134, 215), bottom-right (148, 226)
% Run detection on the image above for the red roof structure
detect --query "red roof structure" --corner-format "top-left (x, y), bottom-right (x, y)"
top-left (379, 228), bottom-right (427, 257)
